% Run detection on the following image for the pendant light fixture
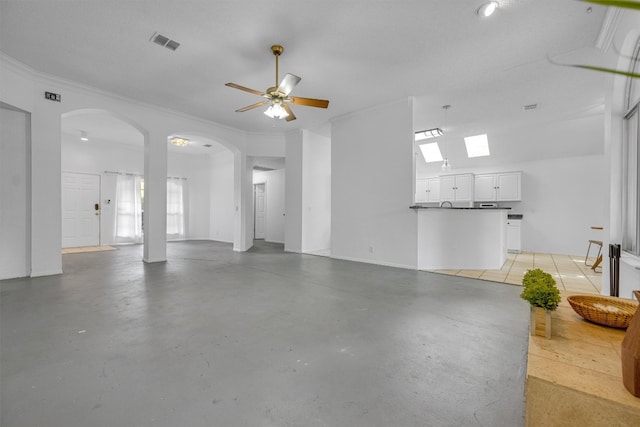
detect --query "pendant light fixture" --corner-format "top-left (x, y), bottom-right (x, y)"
top-left (441, 105), bottom-right (452, 171)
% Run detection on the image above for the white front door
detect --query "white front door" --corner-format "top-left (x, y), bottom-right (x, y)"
top-left (62, 172), bottom-right (100, 248)
top-left (254, 183), bottom-right (266, 240)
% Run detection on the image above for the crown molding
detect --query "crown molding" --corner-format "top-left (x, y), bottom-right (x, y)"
top-left (0, 51), bottom-right (246, 140)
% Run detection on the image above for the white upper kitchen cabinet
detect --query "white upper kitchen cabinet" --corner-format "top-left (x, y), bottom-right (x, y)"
top-left (440, 173), bottom-right (473, 202)
top-left (474, 172), bottom-right (521, 201)
top-left (415, 178), bottom-right (440, 203)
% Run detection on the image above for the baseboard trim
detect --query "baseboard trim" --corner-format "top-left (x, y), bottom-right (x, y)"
top-left (30, 269), bottom-right (63, 278)
top-left (330, 254), bottom-right (417, 271)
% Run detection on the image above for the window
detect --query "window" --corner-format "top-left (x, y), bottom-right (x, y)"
top-left (115, 174), bottom-right (143, 243)
top-left (623, 103), bottom-right (640, 256)
top-left (166, 178), bottom-right (185, 239)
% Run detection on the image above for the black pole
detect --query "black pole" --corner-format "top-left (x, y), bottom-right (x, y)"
top-left (609, 243), bottom-right (621, 297)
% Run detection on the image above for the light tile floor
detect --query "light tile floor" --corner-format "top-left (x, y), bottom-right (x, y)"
top-left (433, 252), bottom-right (602, 295)
top-left (61, 245), bottom-right (116, 254)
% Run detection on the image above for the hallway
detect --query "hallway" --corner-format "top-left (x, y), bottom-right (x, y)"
top-left (2, 241), bottom-right (529, 427)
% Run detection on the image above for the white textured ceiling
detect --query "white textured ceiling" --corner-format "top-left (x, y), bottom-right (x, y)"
top-left (0, 0), bottom-right (616, 165)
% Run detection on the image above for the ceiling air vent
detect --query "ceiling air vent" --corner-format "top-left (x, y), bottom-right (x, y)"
top-left (522, 103), bottom-right (538, 111)
top-left (203, 144), bottom-right (212, 148)
top-left (150, 32), bottom-right (181, 51)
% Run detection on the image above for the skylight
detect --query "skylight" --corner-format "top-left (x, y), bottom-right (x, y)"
top-left (464, 134), bottom-right (490, 158)
top-left (419, 142), bottom-right (443, 163)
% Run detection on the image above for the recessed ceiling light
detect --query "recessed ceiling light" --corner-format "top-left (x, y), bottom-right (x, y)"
top-left (419, 142), bottom-right (444, 163)
top-left (477, 1), bottom-right (498, 17)
top-left (464, 134), bottom-right (490, 158)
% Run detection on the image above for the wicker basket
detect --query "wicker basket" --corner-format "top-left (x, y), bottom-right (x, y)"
top-left (567, 295), bottom-right (639, 329)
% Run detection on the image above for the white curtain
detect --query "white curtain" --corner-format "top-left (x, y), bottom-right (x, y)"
top-left (167, 178), bottom-right (185, 239)
top-left (114, 174), bottom-right (143, 243)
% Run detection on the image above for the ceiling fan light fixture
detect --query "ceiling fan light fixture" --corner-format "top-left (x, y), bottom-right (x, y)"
top-left (264, 102), bottom-right (289, 119)
top-left (477, 1), bottom-right (498, 17)
top-left (170, 137), bottom-right (189, 147)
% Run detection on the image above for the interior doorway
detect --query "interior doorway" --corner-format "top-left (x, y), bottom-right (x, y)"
top-left (62, 172), bottom-right (101, 248)
top-left (254, 183), bottom-right (266, 240)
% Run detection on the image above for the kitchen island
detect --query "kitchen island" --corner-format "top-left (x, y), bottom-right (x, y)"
top-left (412, 206), bottom-right (508, 270)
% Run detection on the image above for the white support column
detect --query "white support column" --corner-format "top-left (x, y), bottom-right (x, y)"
top-left (31, 99), bottom-right (62, 276)
top-left (143, 131), bottom-right (167, 263)
top-left (285, 130), bottom-right (303, 253)
top-left (233, 152), bottom-right (253, 251)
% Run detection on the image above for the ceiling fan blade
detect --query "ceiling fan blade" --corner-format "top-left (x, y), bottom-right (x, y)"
top-left (225, 82), bottom-right (266, 97)
top-left (235, 100), bottom-right (269, 112)
top-left (278, 73), bottom-right (301, 96)
top-left (289, 96), bottom-right (329, 108)
top-left (283, 104), bottom-right (296, 122)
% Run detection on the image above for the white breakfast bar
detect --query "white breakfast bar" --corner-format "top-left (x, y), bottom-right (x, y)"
top-left (413, 206), bottom-right (509, 270)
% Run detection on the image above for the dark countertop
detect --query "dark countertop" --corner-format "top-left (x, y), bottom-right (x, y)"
top-left (409, 206), bottom-right (511, 210)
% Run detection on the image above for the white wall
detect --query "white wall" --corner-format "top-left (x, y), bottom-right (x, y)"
top-left (210, 150), bottom-right (235, 243)
top-left (331, 99), bottom-right (418, 269)
top-left (253, 168), bottom-right (286, 244)
top-left (301, 130), bottom-right (331, 253)
top-left (0, 104), bottom-right (31, 279)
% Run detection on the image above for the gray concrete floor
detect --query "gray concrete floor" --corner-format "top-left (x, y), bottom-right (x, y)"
top-left (1, 240), bottom-right (529, 427)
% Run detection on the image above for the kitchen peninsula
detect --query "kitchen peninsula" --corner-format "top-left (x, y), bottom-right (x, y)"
top-left (412, 206), bottom-right (509, 270)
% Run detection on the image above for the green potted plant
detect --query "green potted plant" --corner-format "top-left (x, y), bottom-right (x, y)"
top-left (520, 268), bottom-right (561, 339)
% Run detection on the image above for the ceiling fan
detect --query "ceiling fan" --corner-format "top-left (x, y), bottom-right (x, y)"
top-left (225, 45), bottom-right (329, 122)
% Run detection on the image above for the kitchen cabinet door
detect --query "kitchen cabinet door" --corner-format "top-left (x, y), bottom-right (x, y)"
top-left (453, 174), bottom-right (473, 201)
top-left (474, 174), bottom-right (497, 201)
top-left (497, 172), bottom-right (521, 201)
top-left (439, 175), bottom-right (456, 201)
top-left (416, 178), bottom-right (440, 203)
top-left (426, 177), bottom-right (440, 202)
top-left (440, 174), bottom-right (473, 202)
top-left (416, 179), bottom-right (428, 203)
top-left (507, 219), bottom-right (522, 253)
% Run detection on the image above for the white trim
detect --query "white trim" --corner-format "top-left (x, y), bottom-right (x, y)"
top-left (0, 52), bottom-right (247, 143)
top-left (31, 269), bottom-right (63, 277)
top-left (621, 252), bottom-right (640, 269)
top-left (329, 254), bottom-right (417, 271)
top-left (596, 8), bottom-right (623, 52)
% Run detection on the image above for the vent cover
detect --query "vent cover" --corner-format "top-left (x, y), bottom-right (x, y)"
top-left (203, 144), bottom-right (212, 148)
top-left (150, 32), bottom-right (181, 51)
top-left (253, 166), bottom-right (275, 171)
top-left (522, 103), bottom-right (538, 111)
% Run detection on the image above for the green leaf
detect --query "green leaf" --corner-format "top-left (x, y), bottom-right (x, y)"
top-left (547, 56), bottom-right (640, 78)
top-left (581, 0), bottom-right (640, 10)
top-left (562, 64), bottom-right (640, 79)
